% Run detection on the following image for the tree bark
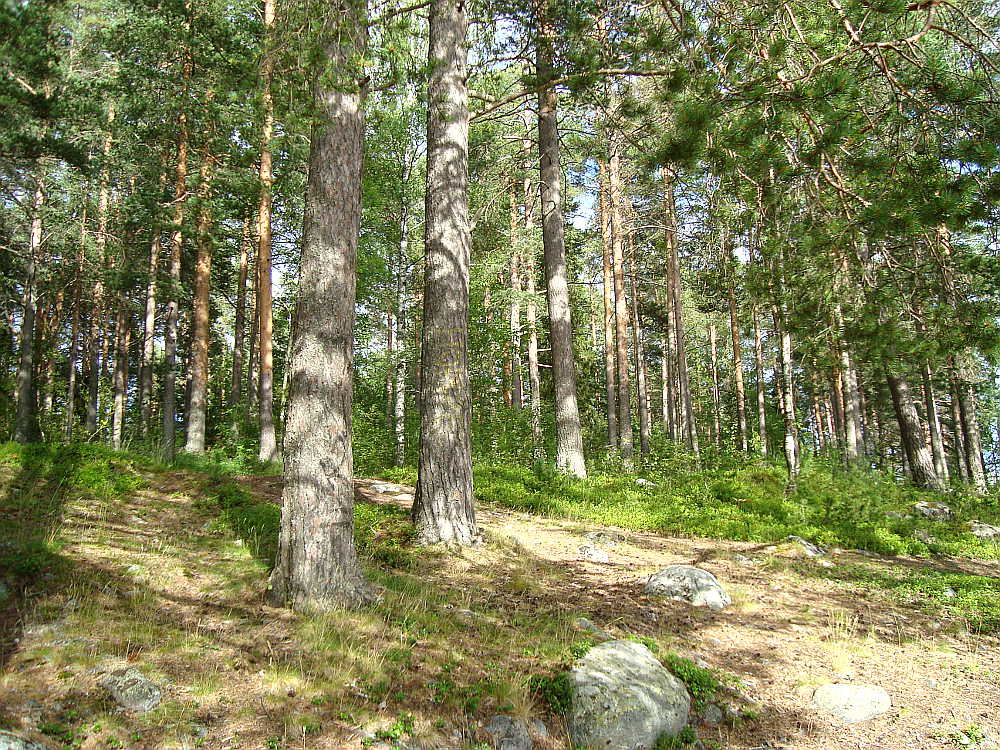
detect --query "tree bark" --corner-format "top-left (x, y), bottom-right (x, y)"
top-left (163, 54), bottom-right (191, 462)
top-left (887, 369), bottom-right (944, 491)
top-left (508, 197), bottom-right (523, 410)
top-left (412, 0), bottom-right (478, 545)
top-left (111, 306), bottom-right (132, 449)
top-left (230, 215), bottom-right (252, 412)
top-left (949, 374), bottom-right (968, 481)
top-left (256, 0), bottom-right (278, 463)
top-left (139, 217), bottom-right (162, 439)
top-left (629, 242), bottom-right (650, 455)
top-left (727, 282), bottom-right (748, 452)
top-left (393, 200), bottom-right (409, 466)
top-left (751, 308), bottom-right (768, 456)
top-left (664, 169), bottom-right (698, 456)
top-left (773, 304), bottom-right (800, 491)
top-left (14, 173), bottom-right (44, 444)
top-left (598, 161), bottom-right (617, 448)
top-left (608, 149), bottom-right (633, 460)
top-left (954, 362), bottom-right (987, 492)
top-left (521, 111), bottom-right (543, 458)
top-left (267, 0), bottom-right (373, 609)
top-left (921, 362), bottom-right (948, 482)
top-left (184, 146), bottom-right (215, 453)
top-left (65, 200), bottom-right (86, 439)
top-left (535, 4), bottom-right (586, 476)
top-left (708, 322), bottom-right (721, 448)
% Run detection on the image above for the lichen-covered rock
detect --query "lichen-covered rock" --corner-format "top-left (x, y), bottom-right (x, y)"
top-left (786, 536), bottom-right (826, 557)
top-left (644, 566), bottom-right (731, 611)
top-left (811, 684), bottom-right (890, 723)
top-left (99, 667), bottom-right (162, 713)
top-left (913, 502), bottom-right (952, 521)
top-left (0, 731), bottom-right (49, 750)
top-left (578, 544), bottom-right (610, 563)
top-left (484, 715), bottom-right (547, 750)
top-left (568, 640), bottom-right (690, 750)
top-left (970, 520), bottom-right (1000, 540)
top-left (572, 617), bottom-right (613, 642)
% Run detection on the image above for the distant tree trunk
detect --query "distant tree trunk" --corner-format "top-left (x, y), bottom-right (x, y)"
top-left (230, 216), bottom-right (252, 412)
top-left (393, 206), bottom-right (409, 466)
top-left (953, 362), bottom-right (987, 492)
top-left (773, 304), bottom-right (800, 491)
top-left (608, 149), bottom-right (633, 460)
top-left (111, 307), bottom-right (132, 450)
top-left (921, 363), bottom-right (948, 482)
top-left (266, 0), bottom-right (374, 609)
top-left (837, 321), bottom-right (863, 464)
top-left (508, 196), bottom-right (523, 409)
top-left (86, 105), bottom-right (116, 437)
top-left (163, 56), bottom-right (191, 462)
top-left (728, 283), bottom-right (748, 452)
top-left (139, 229), bottom-right (161, 439)
top-left (520, 110), bottom-right (543, 458)
top-left (665, 169), bottom-right (698, 456)
top-left (14, 174), bottom-right (44, 444)
top-left (247, 270), bottom-right (259, 410)
top-left (708, 322), bottom-right (721, 448)
top-left (386, 307), bottom-right (396, 428)
top-left (598, 161), bottom-right (617, 449)
top-left (535, 4), bottom-right (586, 477)
top-left (629, 245), bottom-right (650, 455)
top-left (412, 0), bottom-right (478, 545)
top-left (830, 366), bottom-right (846, 449)
top-left (256, 0), bottom-right (278, 464)
top-left (662, 291), bottom-right (677, 440)
top-left (184, 147), bottom-right (215, 454)
top-left (65, 199), bottom-right (88, 439)
top-left (887, 369), bottom-right (944, 491)
top-left (949, 375), bottom-right (968, 481)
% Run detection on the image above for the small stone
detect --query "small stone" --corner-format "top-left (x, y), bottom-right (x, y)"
top-left (99, 667), bottom-right (162, 713)
top-left (578, 544), bottom-right (609, 563)
top-left (645, 566), bottom-right (731, 611)
top-left (635, 478), bottom-right (657, 488)
top-left (395, 493), bottom-right (414, 503)
top-left (786, 536), bottom-right (826, 557)
top-left (733, 554), bottom-right (756, 567)
top-left (485, 715), bottom-right (532, 750)
top-left (943, 587), bottom-right (957, 599)
top-left (818, 560), bottom-right (835, 568)
top-left (572, 617), bottom-right (613, 642)
top-left (811, 684), bottom-right (890, 723)
top-left (0, 731), bottom-right (48, 750)
top-left (914, 529), bottom-right (937, 545)
top-left (969, 520), bottom-right (1000, 540)
top-left (699, 703), bottom-right (724, 728)
top-left (583, 531), bottom-right (625, 546)
top-left (913, 502), bottom-right (952, 521)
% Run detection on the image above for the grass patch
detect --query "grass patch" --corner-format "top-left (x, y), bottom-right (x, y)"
top-left (473, 457), bottom-right (1000, 559)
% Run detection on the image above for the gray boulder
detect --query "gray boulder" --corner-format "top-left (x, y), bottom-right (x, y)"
top-left (970, 520), bottom-right (1000, 540)
top-left (584, 531), bottom-right (625, 547)
top-left (484, 716), bottom-right (547, 750)
top-left (0, 732), bottom-right (48, 750)
top-left (99, 667), bottom-right (162, 712)
top-left (578, 544), bottom-right (610, 563)
top-left (568, 640), bottom-right (690, 750)
top-left (913, 501), bottom-right (952, 521)
top-left (645, 566), bottom-right (731, 611)
top-left (811, 684), bottom-right (890, 723)
top-left (786, 536), bottom-right (826, 557)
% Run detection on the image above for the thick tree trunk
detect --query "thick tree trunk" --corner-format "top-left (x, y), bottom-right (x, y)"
top-left (535, 7), bottom-right (586, 476)
top-left (231, 216), bottom-right (251, 411)
top-left (267, 0), bottom-right (374, 609)
top-left (598, 161), bottom-right (617, 448)
top-left (728, 284), bottom-right (748, 452)
top-left (921, 363), bottom-right (948, 482)
top-left (257, 0), bottom-right (278, 464)
top-left (887, 369), bottom-right (944, 491)
top-left (14, 174), bottom-right (44, 444)
top-left (163, 56), bottom-right (191, 462)
top-left (608, 150), bottom-right (633, 460)
top-left (709, 322), bottom-right (722, 448)
top-left (184, 148), bottom-right (215, 453)
top-left (629, 246), bottom-right (650, 455)
top-left (751, 308), bottom-right (768, 456)
top-left (111, 307), bottom-right (131, 450)
top-left (838, 338), bottom-right (863, 464)
top-left (665, 169), bottom-right (698, 456)
top-left (412, 0), bottom-right (478, 545)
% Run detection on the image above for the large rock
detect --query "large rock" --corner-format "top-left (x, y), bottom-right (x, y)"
top-left (0, 732), bottom-right (48, 750)
top-left (969, 520), bottom-right (1000, 540)
top-left (568, 640), bottom-right (690, 750)
top-left (645, 566), bottom-right (731, 611)
top-left (484, 715), bottom-right (547, 750)
top-left (99, 667), bottom-right (162, 713)
top-left (811, 684), bottom-right (890, 723)
top-left (913, 502), bottom-right (952, 521)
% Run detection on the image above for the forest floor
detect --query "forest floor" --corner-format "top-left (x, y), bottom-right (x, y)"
top-left (1, 449), bottom-right (999, 750)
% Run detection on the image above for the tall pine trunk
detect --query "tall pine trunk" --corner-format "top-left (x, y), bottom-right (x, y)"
top-left (608, 149), bottom-right (633, 459)
top-left (521, 112), bottom-right (543, 458)
top-left (535, 4), bottom-right (586, 476)
top-left (267, 0), bottom-right (373, 608)
top-left (752, 308), bottom-right (767, 456)
top-left (708, 322), bottom-right (721, 447)
top-left (921, 362), bottom-right (948, 482)
top-left (257, 0), bottom-right (278, 463)
top-left (230, 216), bottom-right (252, 412)
top-left (184, 146), bottom-right (215, 454)
top-left (954, 362), bottom-right (987, 492)
top-left (139, 220), bottom-right (161, 439)
top-left (111, 307), bottom-right (131, 450)
top-left (598, 161), bottom-right (617, 448)
top-left (727, 282), bottom-right (748, 452)
top-left (65, 200), bottom-right (87, 439)
top-left (14, 173), bottom-right (44, 444)
top-left (163, 53), bottom-right (191, 462)
top-left (508, 196), bottom-right (523, 409)
top-left (665, 169), bottom-right (697, 456)
top-left (412, 0), bottom-right (478, 544)
top-left (629, 244), bottom-right (650, 455)
top-left (774, 303), bottom-right (800, 491)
